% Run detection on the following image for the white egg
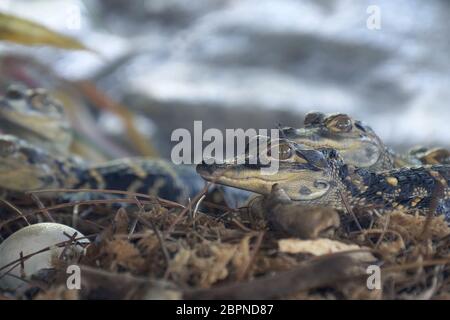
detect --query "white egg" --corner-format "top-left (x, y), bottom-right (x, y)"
top-left (0, 223), bottom-right (90, 290)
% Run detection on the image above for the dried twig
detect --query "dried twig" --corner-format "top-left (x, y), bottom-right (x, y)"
top-left (236, 232), bottom-right (265, 281)
top-left (338, 189), bottom-right (363, 232)
top-left (375, 212), bottom-right (391, 249)
top-left (164, 183), bottom-right (211, 237)
top-left (184, 251), bottom-right (371, 300)
top-left (26, 188), bottom-right (186, 209)
top-left (29, 193), bottom-right (55, 222)
top-left (0, 199), bottom-right (30, 226)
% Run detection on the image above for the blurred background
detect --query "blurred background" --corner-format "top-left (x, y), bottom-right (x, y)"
top-left (0, 0), bottom-right (449, 161)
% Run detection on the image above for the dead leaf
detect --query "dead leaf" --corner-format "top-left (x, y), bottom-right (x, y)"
top-left (167, 247), bottom-right (191, 276)
top-left (377, 211), bottom-right (450, 240)
top-left (197, 244), bottom-right (236, 286)
top-left (232, 236), bottom-right (251, 271)
top-left (0, 12), bottom-right (91, 51)
top-left (167, 243), bottom-right (239, 288)
top-left (103, 239), bottom-right (146, 272)
top-left (35, 285), bottom-right (79, 300)
top-left (279, 238), bottom-right (363, 256)
top-left (113, 208), bottom-right (129, 235)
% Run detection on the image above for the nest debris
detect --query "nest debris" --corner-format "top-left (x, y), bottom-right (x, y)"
top-left (0, 188), bottom-right (449, 300)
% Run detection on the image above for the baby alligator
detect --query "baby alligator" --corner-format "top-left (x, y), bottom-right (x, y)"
top-left (0, 135), bottom-right (193, 201)
top-left (197, 138), bottom-right (450, 222)
top-left (280, 112), bottom-right (450, 171)
top-left (0, 86), bottom-right (206, 203)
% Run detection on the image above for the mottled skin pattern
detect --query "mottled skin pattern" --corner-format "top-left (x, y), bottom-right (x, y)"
top-left (0, 85), bottom-right (72, 156)
top-left (0, 134), bottom-right (190, 202)
top-left (197, 139), bottom-right (450, 222)
top-left (340, 164), bottom-right (450, 220)
top-left (0, 86), bottom-right (193, 202)
top-left (280, 111), bottom-right (449, 171)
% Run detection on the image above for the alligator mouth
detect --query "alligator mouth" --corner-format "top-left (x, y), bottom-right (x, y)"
top-left (197, 164), bottom-right (291, 182)
top-left (196, 161), bottom-right (333, 200)
top-left (196, 162), bottom-right (312, 196)
top-left (197, 164), bottom-right (268, 194)
top-left (0, 116), bottom-right (51, 142)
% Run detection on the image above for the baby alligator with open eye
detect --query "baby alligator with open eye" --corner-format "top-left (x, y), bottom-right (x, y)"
top-left (197, 138), bottom-right (450, 236)
top-left (0, 85), bottom-right (249, 205)
top-left (279, 112), bottom-right (450, 171)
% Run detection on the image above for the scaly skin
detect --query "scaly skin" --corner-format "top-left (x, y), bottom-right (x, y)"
top-left (0, 86), bottom-right (194, 202)
top-left (197, 139), bottom-right (450, 222)
top-left (0, 86), bottom-right (250, 204)
top-left (0, 85), bottom-right (72, 156)
top-left (280, 111), bottom-right (449, 171)
top-left (0, 135), bottom-right (189, 201)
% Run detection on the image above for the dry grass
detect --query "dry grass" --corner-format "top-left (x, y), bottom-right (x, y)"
top-left (0, 188), bottom-right (449, 300)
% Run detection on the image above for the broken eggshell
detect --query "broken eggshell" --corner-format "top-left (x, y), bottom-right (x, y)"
top-left (0, 222), bottom-right (89, 290)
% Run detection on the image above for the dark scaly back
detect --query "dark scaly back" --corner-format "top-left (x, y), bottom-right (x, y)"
top-left (293, 147), bottom-right (450, 221)
top-left (339, 163), bottom-right (450, 220)
top-left (69, 159), bottom-right (190, 203)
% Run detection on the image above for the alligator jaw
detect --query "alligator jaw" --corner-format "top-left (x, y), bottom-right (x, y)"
top-left (196, 160), bottom-right (334, 201)
top-left (196, 163), bottom-right (276, 195)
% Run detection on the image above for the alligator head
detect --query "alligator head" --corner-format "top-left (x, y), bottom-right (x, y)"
top-left (0, 85), bottom-right (72, 156)
top-left (197, 137), bottom-right (345, 205)
top-left (279, 112), bottom-right (393, 171)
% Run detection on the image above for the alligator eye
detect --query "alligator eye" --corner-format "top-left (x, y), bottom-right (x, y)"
top-left (27, 89), bottom-right (64, 115)
top-left (279, 144), bottom-right (293, 160)
top-left (29, 92), bottom-right (49, 110)
top-left (328, 114), bottom-right (353, 133)
top-left (268, 143), bottom-right (292, 160)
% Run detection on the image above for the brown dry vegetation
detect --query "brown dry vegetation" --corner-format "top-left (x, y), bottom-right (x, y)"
top-left (0, 188), bottom-right (449, 300)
